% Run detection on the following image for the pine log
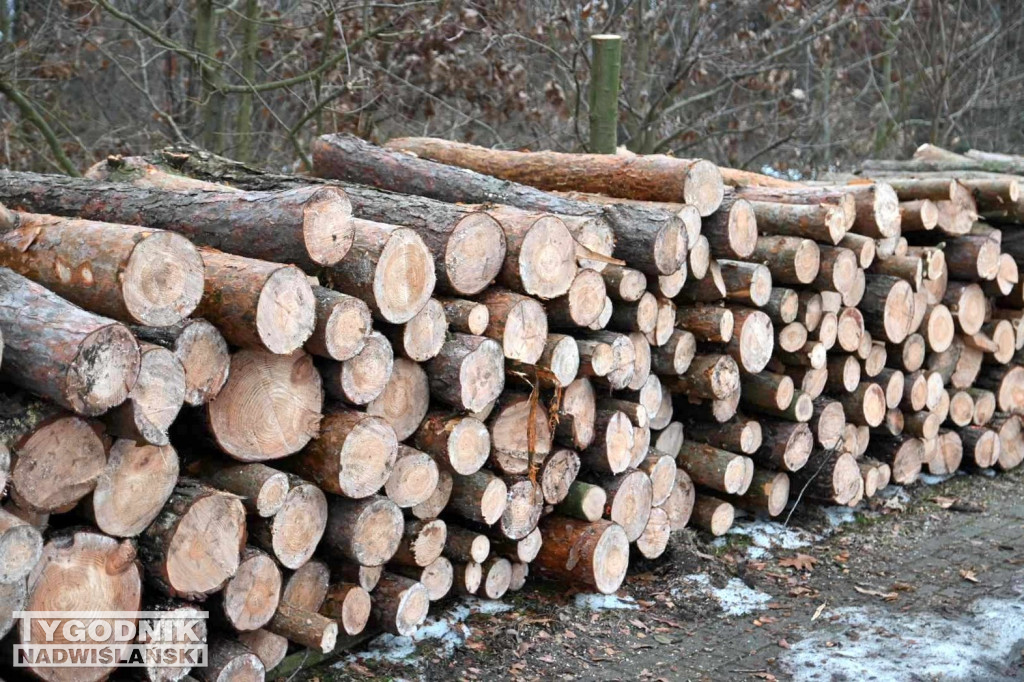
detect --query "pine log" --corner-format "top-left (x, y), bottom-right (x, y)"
top-left (703, 197), bottom-right (758, 259)
top-left (498, 477), bottom-right (544, 540)
top-left (0, 390), bottom-right (107, 513)
top-left (539, 448), bottom-right (581, 505)
top-left (391, 555), bottom-right (454, 601)
top-left (690, 495), bottom-right (735, 536)
top-left (368, 572), bottom-right (430, 636)
top-left (140, 479), bottom-right (245, 599)
top-left (193, 638), bottom-right (265, 682)
top-left (216, 547), bottom-right (281, 632)
top-left (675, 305), bottom-right (734, 343)
top-left (103, 342), bottom-right (185, 446)
top-left (439, 298), bottom-right (490, 335)
top-left (476, 289), bottom-right (549, 364)
top-left (741, 371), bottom-right (794, 411)
top-left (634, 506), bottom-right (672, 559)
top-left (581, 330), bottom-right (636, 389)
top-left (320, 331), bottom-right (393, 406)
top-left (663, 353), bottom-right (740, 401)
top-left (719, 260), bottom-right (773, 307)
top-left (754, 421), bottom-right (813, 472)
top-left (203, 349), bottom-right (322, 461)
top-left (508, 333), bottom-right (581, 390)
top-left (487, 394), bottom-right (552, 476)
top-left (22, 530), bottom-right (141, 682)
top-left (750, 236), bottom-right (820, 285)
top-left (797, 291), bottom-right (824, 331)
top-left (444, 525), bottom-right (491, 563)
top-left (968, 388), bottom-right (997, 426)
top-left (85, 440), bottom-right (178, 538)
top-left (826, 354), bottom-right (861, 393)
top-left (725, 308), bottom-right (774, 373)
top-left (366, 357), bottom-right (430, 440)
top-left (990, 414), bottom-right (1024, 471)
top-left (928, 431), bottom-right (964, 475)
top-left (198, 462), bottom-right (289, 517)
top-left (689, 234), bottom-right (712, 279)
top-left (533, 516), bottom-right (630, 594)
top-left (323, 495), bottom-right (404, 566)
top-left (0, 578), bottom-right (26, 641)
top-left (133, 319), bottom-right (230, 406)
top-left (866, 434), bottom-right (925, 484)
top-left (237, 630), bottom-right (288, 672)
top-left (744, 198), bottom-right (849, 244)
top-left (657, 264), bottom-right (688, 298)
top-left (0, 267), bottom-right (139, 415)
top-left (942, 281), bottom-right (987, 335)
top-left (448, 469), bottom-right (508, 525)
top-left (975, 364), bottom-right (1024, 413)
top-left (249, 474), bottom-right (327, 569)
top-left (677, 258), bottom-right (726, 303)
top-left (385, 446), bottom-right (440, 509)
top-left (555, 377), bottom-right (597, 451)
top-left (556, 480), bottom-right (608, 522)
top-left (840, 232), bottom-right (877, 268)
top-left (280, 559), bottom-right (330, 612)
top-left (588, 295), bottom-right (614, 330)
top-left (0, 211), bottom-right (204, 326)
top-left (380, 297), bottom-right (447, 362)
top-left (413, 412), bottom-right (491, 477)
top-left (661, 469), bottom-right (696, 531)
top-left (960, 425), bottom-right (1002, 468)
top-left (675, 442), bottom-right (750, 495)
top-left (651, 329), bottom-right (696, 376)
top-left (335, 563), bottom-right (384, 593)
top-left (548, 269), bottom-right (607, 328)
top-left (390, 518), bottom-right (447, 568)
top-left (791, 449), bottom-right (863, 504)
top-left (0, 508), bottom-right (42, 583)
top-left (686, 418), bottom-right (763, 455)
top-left (726, 470), bottom-right (790, 517)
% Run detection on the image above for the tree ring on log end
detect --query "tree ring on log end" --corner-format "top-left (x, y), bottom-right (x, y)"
top-left (302, 186), bottom-right (354, 266)
top-left (67, 323), bottom-right (140, 415)
top-left (592, 522), bottom-right (629, 594)
top-left (374, 228), bottom-right (436, 324)
top-left (518, 216), bottom-right (577, 299)
top-left (255, 266), bottom-right (316, 354)
top-left (123, 232), bottom-right (205, 327)
top-left (446, 212), bottom-right (506, 295)
top-left (684, 159), bottom-right (725, 217)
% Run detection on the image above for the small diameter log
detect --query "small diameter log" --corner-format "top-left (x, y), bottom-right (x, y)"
top-left (942, 281), bottom-right (987, 335)
top-left (676, 441), bottom-right (750, 495)
top-left (921, 304), bottom-right (955, 353)
top-left (690, 495), bottom-right (735, 536)
top-left (22, 531), bottom-right (141, 682)
top-left (968, 388), bottom-right (997, 426)
top-left (200, 462), bottom-right (289, 517)
top-left (414, 412), bottom-right (491, 476)
top-left (661, 469), bottom-right (696, 531)
top-left (488, 394), bottom-right (552, 476)
top-left (601, 265), bottom-right (647, 302)
top-left (385, 446), bottom-right (440, 508)
top-left (873, 368), bottom-right (906, 411)
top-left (945, 235), bottom-right (1001, 280)
top-left (507, 333), bottom-right (580, 389)
top-left (556, 480), bottom-right (609, 522)
top-left (382, 297), bottom-right (448, 362)
top-left (325, 218), bottom-right (435, 323)
top-left (548, 268), bottom-right (607, 328)
top-left (135, 601), bottom-right (208, 682)
top-left (764, 287), bottom-right (800, 326)
top-left (320, 330), bottom-right (394, 406)
top-left (477, 289), bottom-right (549, 364)
top-left (140, 479), bottom-right (245, 600)
top-left (583, 469), bottom-right (653, 542)
top-left (960, 426), bottom-right (1001, 469)
top-left (900, 199), bottom-right (939, 231)
top-left (726, 470), bottom-right (790, 517)
top-left (975, 364), bottom-right (1024, 413)
top-left (499, 477), bottom-right (544, 540)
top-left (423, 333), bottom-right (505, 414)
top-left (217, 547), bottom-right (282, 632)
top-left (582, 330), bottom-right (636, 389)
top-left (675, 304), bottom-right (734, 343)
top-left (840, 233), bottom-right (877, 268)
top-left (237, 630), bottom-right (288, 672)
top-left (719, 260), bottom-right (772, 307)
top-left (249, 474), bottom-right (328, 569)
top-left (637, 451), bottom-right (678, 508)
top-left (104, 343), bottom-right (185, 446)
top-left (861, 274), bottom-right (916, 344)
top-left (889, 333), bottom-right (927, 373)
top-left (453, 561), bottom-right (483, 595)
top-left (690, 234), bottom-right (712, 279)
top-left (744, 198), bottom-right (848, 244)
top-left (651, 329), bottom-right (696, 377)
top-left (197, 249), bottom-right (316, 353)
top-left (534, 516), bottom-right (630, 594)
top-left (685, 417), bottom-right (762, 456)
top-left (678, 258), bottom-right (726, 303)
top-left (390, 518), bottom-right (448, 568)
top-left (445, 525), bottom-right (491, 563)
top-left (991, 414), bottom-right (1024, 471)
top-left (449, 469), bottom-right (509, 525)
top-left (866, 435), bottom-right (925, 484)
top-left (786, 365), bottom-right (828, 399)
top-left (608, 292), bottom-right (658, 336)
top-left (704, 197), bottom-right (758, 259)
top-left (555, 378), bottom-right (597, 451)
top-left (473, 556), bottom-right (511, 600)
top-left (836, 307), bottom-right (865, 353)
top-left (741, 371), bottom-right (794, 411)
top-left (133, 319), bottom-right (230, 406)
top-left (86, 440), bottom-right (178, 538)
top-left (323, 495), bottom-right (404, 566)
top-left (439, 298), bottom-right (490, 335)
top-left (335, 563), bottom-right (384, 593)
top-left (827, 354), bottom-right (862, 393)
top-left (654, 422), bottom-right (685, 459)
top-left (749, 236), bottom-right (820, 285)
top-left (280, 559), bottom-right (330, 611)
top-left (812, 246), bottom-right (858, 295)
top-left (391, 556), bottom-right (454, 601)
top-left (634, 506), bottom-right (671, 559)
top-left (755, 421), bottom-right (813, 472)
top-left (267, 602), bottom-right (338, 653)
top-left (369, 572), bottom-right (431, 636)
top-left (196, 637), bottom-right (265, 682)
top-left (665, 353), bottom-right (740, 400)
top-left (947, 391), bottom-right (976, 428)
top-left (206, 349), bottom-right (322, 461)
top-left (791, 450), bottom-right (863, 505)
top-left (367, 357), bottom-right (430, 440)
top-left (0, 508), bottom-right (42, 583)
top-left (904, 410), bottom-right (942, 439)
top-left (868, 254), bottom-right (924, 289)
top-left (0, 268), bottom-right (139, 415)
top-left (748, 387), bottom-right (813, 422)
top-left (840, 383), bottom-right (887, 427)
top-left (540, 448), bottom-right (581, 505)
top-left (291, 406), bottom-right (397, 499)
top-left (928, 431), bottom-right (964, 476)
top-left (0, 212), bottom-right (204, 326)
top-left (777, 322), bottom-right (808, 353)
top-left (816, 311), bottom-right (838, 350)
top-left (810, 399), bottom-right (846, 449)
top-left (301, 286), bottom-right (372, 362)
top-left (725, 308), bottom-right (775, 373)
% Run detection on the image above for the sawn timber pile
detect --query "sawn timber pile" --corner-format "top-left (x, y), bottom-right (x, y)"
top-left (0, 135), bottom-right (1020, 681)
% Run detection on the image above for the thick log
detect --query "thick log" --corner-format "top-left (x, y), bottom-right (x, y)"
top-left (391, 556), bottom-right (453, 601)
top-left (366, 357), bottom-right (430, 440)
top-left (487, 394), bottom-right (552, 476)
top-left (280, 559), bottom-right (330, 612)
top-left (718, 260), bottom-right (772, 307)
top-left (677, 257), bottom-right (727, 303)
top-left (866, 434), bottom-right (925, 484)
top-left (197, 249), bottom-right (316, 354)
top-left (133, 319), bottom-right (230, 406)
top-left (204, 349), bottom-right (322, 462)
top-left (900, 199), bottom-right (939, 231)
top-left (791, 449), bottom-right (863, 505)
top-left (0, 267), bottom-right (139, 415)
top-left (0, 211), bottom-right (204, 327)
top-left (249, 475), bottom-right (328, 569)
top-left (104, 343), bottom-right (185, 446)
top-left (237, 630), bottom-right (288, 672)
top-left (22, 530), bottom-right (141, 682)
top-left (704, 197), bottom-right (758, 259)
top-left (860, 274), bottom-right (916, 344)
top-left (194, 638), bottom-right (265, 682)
top-left (942, 281), bottom-right (987, 335)
top-left (839, 233), bottom-right (877, 268)
top-left (323, 495), bottom-right (404, 566)
top-left (947, 390), bottom-right (976, 427)
top-left (990, 414), bottom-right (1024, 471)
top-left (419, 333), bottom-right (505, 414)
top-left (216, 547), bottom-right (281, 632)
top-left (385, 446), bottom-right (440, 508)
top-left (291, 406), bottom-right (397, 499)
top-left (0, 508), bottom-right (42, 583)
top-left (968, 388), bottom-right (997, 426)
top-left (86, 441), bottom-right (178, 538)
top-left (476, 289), bottom-right (549, 364)
top-left (975, 364), bottom-right (1024, 414)
top-left (581, 469), bottom-right (653, 542)
top-left (533, 516), bottom-right (630, 594)
top-left (0, 169), bottom-right (354, 270)
top-left (481, 205), bottom-right (579, 297)
top-left (764, 287), bottom-right (800, 326)
top-left (0, 390), bottom-right (107, 513)
top-left (370, 573), bottom-right (431, 636)
top-left (608, 291), bottom-right (658, 336)
top-left (325, 218), bottom-right (435, 323)
top-left (140, 479), bottom-right (245, 600)
top-left (690, 495), bottom-right (735, 536)
top-left (726, 470), bottom-right (790, 517)
top-left (498, 477), bottom-right (544, 540)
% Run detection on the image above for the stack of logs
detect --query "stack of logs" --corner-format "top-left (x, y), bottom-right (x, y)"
top-left (0, 134), bottom-right (1020, 682)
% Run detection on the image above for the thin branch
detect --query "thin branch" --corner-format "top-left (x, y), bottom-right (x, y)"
top-left (0, 79), bottom-right (79, 176)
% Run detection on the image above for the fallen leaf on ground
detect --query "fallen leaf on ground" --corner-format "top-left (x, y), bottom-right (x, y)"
top-left (932, 496), bottom-right (957, 508)
top-left (960, 569), bottom-right (979, 583)
top-left (811, 602), bottom-right (827, 621)
top-left (853, 585), bottom-right (899, 600)
top-left (780, 554), bottom-right (818, 571)
top-left (778, 638), bottom-right (790, 649)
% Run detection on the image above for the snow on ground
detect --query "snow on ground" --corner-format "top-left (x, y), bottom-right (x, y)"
top-left (573, 593), bottom-right (639, 611)
top-left (675, 574), bottom-right (773, 617)
top-left (781, 598), bottom-right (1024, 681)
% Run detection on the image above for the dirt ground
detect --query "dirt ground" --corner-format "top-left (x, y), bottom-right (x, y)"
top-left (288, 467), bottom-right (1024, 682)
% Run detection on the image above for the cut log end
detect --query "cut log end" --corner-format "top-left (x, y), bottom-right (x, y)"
top-left (301, 186), bottom-right (355, 266)
top-left (123, 231), bottom-right (206, 327)
top-left (445, 212), bottom-right (507, 295)
top-left (90, 441), bottom-right (179, 538)
top-left (685, 159), bottom-right (726, 217)
top-left (255, 265), bottom-right (317, 354)
top-left (68, 323), bottom-right (141, 416)
top-left (373, 228), bottom-right (437, 323)
top-left (175, 319), bottom-right (231, 406)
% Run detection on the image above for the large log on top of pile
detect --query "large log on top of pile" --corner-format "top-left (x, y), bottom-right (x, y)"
top-left (0, 170), bottom-right (354, 271)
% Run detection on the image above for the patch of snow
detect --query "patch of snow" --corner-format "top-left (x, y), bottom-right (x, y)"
top-left (678, 574), bottom-right (773, 617)
top-left (343, 597), bottom-right (512, 668)
top-left (727, 515), bottom-right (820, 555)
top-left (820, 505), bottom-right (859, 528)
top-left (573, 593), bottom-right (639, 611)
top-left (918, 473), bottom-right (954, 486)
top-left (781, 598), bottom-right (1024, 681)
